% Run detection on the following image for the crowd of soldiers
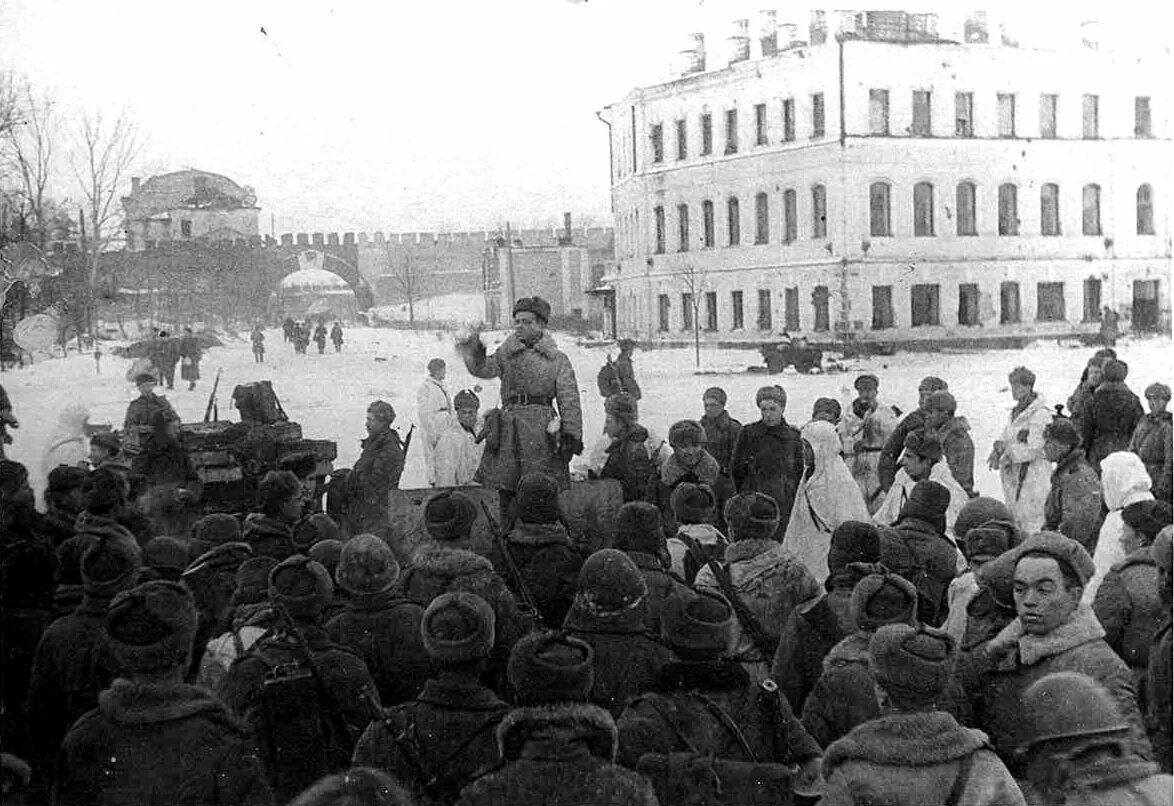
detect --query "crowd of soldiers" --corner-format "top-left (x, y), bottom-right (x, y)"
top-left (283, 317), bottom-right (345, 357)
top-left (0, 294), bottom-right (1172, 806)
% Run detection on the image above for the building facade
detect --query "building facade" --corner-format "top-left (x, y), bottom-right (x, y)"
top-left (599, 13), bottom-right (1172, 346)
top-left (122, 169), bottom-right (260, 252)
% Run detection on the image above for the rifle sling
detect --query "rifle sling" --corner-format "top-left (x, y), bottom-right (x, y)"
top-left (677, 533), bottom-right (777, 659)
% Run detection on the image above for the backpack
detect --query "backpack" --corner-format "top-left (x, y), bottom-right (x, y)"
top-left (597, 356), bottom-right (623, 398)
top-left (257, 655), bottom-right (332, 799)
top-left (231, 381), bottom-right (288, 424)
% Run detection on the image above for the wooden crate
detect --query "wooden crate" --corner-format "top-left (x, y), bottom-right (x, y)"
top-left (197, 465), bottom-right (244, 483)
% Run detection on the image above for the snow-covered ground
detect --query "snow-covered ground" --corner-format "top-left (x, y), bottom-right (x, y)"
top-left (3, 325), bottom-right (1171, 504)
top-left (369, 291), bottom-right (486, 326)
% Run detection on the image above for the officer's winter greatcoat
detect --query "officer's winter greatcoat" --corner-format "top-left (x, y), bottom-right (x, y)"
top-left (730, 419), bottom-right (805, 533)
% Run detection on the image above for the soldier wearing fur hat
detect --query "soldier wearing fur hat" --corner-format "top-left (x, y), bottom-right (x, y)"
top-left (561, 549), bottom-right (674, 717)
top-left (613, 338), bottom-right (641, 400)
top-left (730, 385), bottom-right (805, 535)
top-left (989, 367), bottom-right (1054, 533)
top-left (218, 555), bottom-right (379, 802)
top-left (960, 532), bottom-right (1151, 766)
top-left (820, 624), bottom-right (1025, 806)
top-left (433, 388), bottom-right (484, 488)
top-left (699, 386), bottom-right (742, 480)
top-left (1131, 382), bottom-right (1173, 503)
top-left (1084, 359), bottom-right (1145, 471)
top-left (617, 589), bottom-right (823, 794)
top-left (1017, 671), bottom-right (1169, 806)
top-left (243, 470), bottom-right (304, 560)
top-left (122, 372), bottom-right (178, 432)
top-left (55, 581), bottom-right (274, 806)
top-left (458, 297), bottom-right (583, 515)
top-left (344, 401), bottom-right (404, 535)
top-left (353, 592), bottom-right (510, 804)
top-left (458, 631), bottom-right (658, 806)
top-left (613, 501), bottom-right (690, 633)
top-left (872, 432), bottom-right (970, 534)
top-left (39, 465), bottom-right (88, 547)
top-left (1147, 526), bottom-right (1172, 771)
top-left (646, 418), bottom-right (730, 537)
top-left (839, 374), bottom-right (900, 512)
top-left (923, 390), bottom-right (977, 499)
top-left (1042, 417), bottom-right (1105, 553)
top-left (597, 392), bottom-right (651, 502)
top-left (326, 535), bottom-right (431, 707)
top-left (878, 376), bottom-right (948, 494)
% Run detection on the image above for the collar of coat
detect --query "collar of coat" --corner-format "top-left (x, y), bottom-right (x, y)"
top-left (661, 450), bottom-right (721, 486)
top-left (1015, 604), bottom-right (1106, 667)
top-left (701, 411), bottom-right (739, 431)
top-left (498, 332), bottom-right (561, 360)
top-left (823, 711), bottom-right (990, 770)
top-left (410, 543), bottom-right (496, 579)
top-left (743, 418), bottom-right (799, 439)
top-left (626, 550), bottom-right (677, 577)
top-left (1010, 392), bottom-right (1045, 421)
top-left (822, 630), bottom-right (873, 671)
top-left (244, 512), bottom-right (293, 538)
top-left (509, 521), bottom-right (571, 548)
top-left (98, 678), bottom-right (246, 731)
top-left (416, 673), bottom-right (510, 712)
top-left (927, 415), bottom-right (970, 441)
top-left (1052, 446), bottom-right (1091, 476)
top-left (724, 537), bottom-right (783, 564)
top-left (361, 428), bottom-right (402, 452)
top-left (347, 588), bottom-right (415, 613)
top-left (655, 658), bottom-right (750, 692)
top-left (497, 702), bottom-right (618, 763)
top-left (1116, 545), bottom-right (1158, 573)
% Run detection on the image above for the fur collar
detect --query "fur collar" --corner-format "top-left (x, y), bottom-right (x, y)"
top-left (417, 673), bottom-right (509, 712)
top-left (410, 543), bottom-right (495, 578)
top-left (361, 428), bottom-right (402, 452)
top-left (929, 416), bottom-right (971, 441)
top-left (824, 711), bottom-right (990, 769)
top-left (661, 451), bottom-right (721, 486)
top-left (497, 702), bottom-right (617, 762)
top-left (1017, 604), bottom-right (1106, 667)
top-left (822, 631), bottom-right (873, 671)
top-left (1117, 546), bottom-right (1158, 573)
top-left (498, 332), bottom-right (561, 360)
top-left (656, 659), bottom-right (749, 692)
top-left (348, 589), bottom-right (413, 613)
top-left (509, 521), bottom-right (571, 548)
top-left (98, 678), bottom-right (243, 729)
top-left (564, 597), bottom-right (648, 634)
top-left (1053, 447), bottom-right (1092, 476)
top-left (724, 537), bottom-right (780, 564)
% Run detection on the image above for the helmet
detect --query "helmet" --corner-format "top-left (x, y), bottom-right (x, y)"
top-left (1018, 672), bottom-right (1130, 752)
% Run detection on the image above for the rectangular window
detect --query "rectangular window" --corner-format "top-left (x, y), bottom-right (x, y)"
top-left (1083, 278), bottom-right (1103, 322)
top-left (1040, 94), bottom-right (1058, 138)
top-left (1037, 282), bottom-right (1066, 322)
top-left (682, 293), bottom-right (694, 332)
top-left (997, 92), bottom-right (1016, 137)
top-left (653, 205), bottom-right (666, 254)
top-left (657, 294), bottom-right (670, 332)
top-left (783, 189), bottom-right (797, 243)
top-left (1041, 183), bottom-right (1061, 236)
top-left (869, 89), bottom-right (890, 135)
top-left (813, 285), bottom-right (830, 332)
top-left (757, 289), bottom-right (773, 330)
top-left (676, 119), bottom-right (688, 159)
top-left (870, 182), bottom-right (891, 236)
top-left (727, 197), bottom-right (741, 246)
top-left (872, 285), bottom-right (894, 329)
top-left (955, 92), bottom-right (974, 137)
top-left (731, 290), bottom-right (744, 329)
top-left (702, 200), bottom-right (715, 247)
top-left (784, 287), bottom-right (800, 331)
top-left (911, 90), bottom-right (932, 136)
top-left (782, 98), bottom-right (795, 141)
top-left (725, 108), bottom-right (739, 154)
top-left (913, 182), bottom-right (935, 236)
top-left (956, 182), bottom-right (977, 236)
top-left (1082, 94), bottom-right (1099, 139)
top-left (911, 284), bottom-right (941, 327)
top-left (754, 192), bottom-right (770, 244)
top-left (1082, 184), bottom-right (1101, 236)
top-left (1135, 96), bottom-right (1152, 137)
top-left (677, 203), bottom-right (690, 252)
top-left (1000, 281), bottom-right (1022, 324)
top-left (705, 291), bottom-right (718, 331)
top-left (812, 93), bottom-right (825, 138)
top-left (754, 103), bottom-right (768, 145)
top-left (811, 185), bottom-right (827, 238)
top-left (998, 184), bottom-right (1019, 235)
top-left (650, 124), bottom-right (664, 163)
top-left (180, 219), bottom-right (192, 238)
top-left (1138, 184), bottom-right (1155, 235)
top-left (701, 113), bottom-right (713, 155)
top-left (958, 283), bottom-right (980, 326)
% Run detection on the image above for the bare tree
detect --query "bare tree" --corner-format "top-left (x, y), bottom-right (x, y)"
top-left (674, 262), bottom-right (707, 368)
top-left (2, 83), bottom-right (57, 249)
top-left (0, 72), bottom-right (21, 143)
top-left (71, 111), bottom-right (141, 334)
top-left (385, 248), bottom-right (419, 327)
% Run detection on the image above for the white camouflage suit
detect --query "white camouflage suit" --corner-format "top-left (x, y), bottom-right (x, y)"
top-left (416, 375), bottom-right (455, 486)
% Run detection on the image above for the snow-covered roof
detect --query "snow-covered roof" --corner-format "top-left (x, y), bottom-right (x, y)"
top-left (279, 267), bottom-right (350, 290)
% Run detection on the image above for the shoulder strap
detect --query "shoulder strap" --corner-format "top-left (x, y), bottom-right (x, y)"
top-left (692, 691), bottom-right (759, 763)
top-left (943, 750), bottom-right (978, 806)
top-left (641, 695), bottom-right (700, 754)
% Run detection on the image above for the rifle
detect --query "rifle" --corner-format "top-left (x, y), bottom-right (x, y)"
top-left (203, 368), bottom-right (222, 422)
top-left (402, 424), bottom-right (416, 460)
top-left (480, 500), bottom-right (543, 627)
top-left (678, 532), bottom-right (778, 659)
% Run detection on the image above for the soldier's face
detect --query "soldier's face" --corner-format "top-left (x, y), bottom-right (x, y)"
top-left (89, 444), bottom-right (112, 466)
top-left (457, 406), bottom-right (478, 430)
top-left (857, 385), bottom-right (878, 406)
top-left (703, 398), bottom-right (724, 419)
top-left (513, 312), bottom-right (543, 343)
top-left (1014, 556), bottom-right (1081, 636)
top-left (758, 399), bottom-right (784, 427)
top-left (901, 451), bottom-right (931, 481)
top-left (137, 381), bottom-right (156, 396)
top-left (1147, 394), bottom-right (1168, 415)
top-left (1043, 437), bottom-right (1067, 463)
top-left (924, 408), bottom-right (949, 430)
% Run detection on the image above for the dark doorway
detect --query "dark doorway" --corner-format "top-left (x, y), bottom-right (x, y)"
top-left (872, 286), bottom-right (894, 330)
top-left (911, 283), bottom-right (940, 327)
top-left (812, 285), bottom-right (830, 332)
top-left (1133, 279), bottom-right (1161, 331)
top-left (1083, 278), bottom-right (1102, 323)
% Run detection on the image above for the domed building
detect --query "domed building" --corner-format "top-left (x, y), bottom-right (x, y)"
top-left (275, 253), bottom-right (360, 321)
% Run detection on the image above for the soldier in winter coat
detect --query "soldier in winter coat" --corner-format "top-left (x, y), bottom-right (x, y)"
top-left (645, 419), bottom-right (729, 537)
top-left (596, 393), bottom-right (651, 502)
top-left (612, 338), bottom-right (641, 400)
top-left (345, 401), bottom-right (404, 534)
top-left (353, 593), bottom-right (510, 805)
top-left (989, 367), bottom-right (1053, 534)
top-left (251, 325), bottom-right (265, 362)
top-left (838, 374), bottom-right (900, 513)
top-left (0, 537), bottom-right (56, 762)
top-left (459, 297), bottom-right (583, 515)
top-left (242, 470), bottom-right (303, 560)
top-left (561, 550), bottom-right (675, 717)
top-left (1147, 527), bottom-right (1172, 772)
top-left (326, 535), bottom-right (431, 707)
top-left (922, 391), bottom-right (976, 499)
top-left (1084, 359), bottom-right (1145, 470)
top-left (54, 581), bottom-right (273, 806)
top-left (613, 501), bottom-right (690, 634)
top-left (417, 358), bottom-right (455, 487)
top-left (330, 321), bottom-right (343, 352)
top-left (123, 373), bottom-right (179, 432)
top-left (313, 322), bottom-right (328, 354)
top-left (699, 386), bottom-right (742, 478)
top-left (150, 331), bottom-right (181, 390)
top-left (457, 632), bottom-right (658, 806)
top-left (873, 432), bottom-right (970, 535)
top-left (1042, 418), bottom-right (1105, 554)
top-left (694, 492), bottom-right (821, 681)
top-left (433, 388), bottom-right (485, 488)
top-left (878, 376), bottom-right (947, 493)
top-left (820, 624), bottom-right (1025, 806)
top-left (178, 326), bottom-right (202, 390)
top-left (730, 385), bottom-right (805, 534)
top-left (1132, 382), bottom-right (1173, 503)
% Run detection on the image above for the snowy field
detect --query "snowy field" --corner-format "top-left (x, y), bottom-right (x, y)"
top-left (3, 324), bottom-right (1171, 505)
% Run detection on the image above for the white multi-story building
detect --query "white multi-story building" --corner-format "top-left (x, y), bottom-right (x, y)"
top-left (598, 12), bottom-right (1172, 346)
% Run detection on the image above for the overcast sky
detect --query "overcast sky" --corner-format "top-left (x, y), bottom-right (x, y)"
top-left (0, 0), bottom-right (1160, 235)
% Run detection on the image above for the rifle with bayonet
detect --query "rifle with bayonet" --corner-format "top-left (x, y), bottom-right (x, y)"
top-left (480, 500), bottom-right (543, 627)
top-left (203, 368), bottom-right (222, 422)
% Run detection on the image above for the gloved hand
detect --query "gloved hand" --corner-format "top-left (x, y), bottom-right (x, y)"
top-left (456, 330), bottom-right (487, 364)
top-left (559, 433), bottom-right (584, 463)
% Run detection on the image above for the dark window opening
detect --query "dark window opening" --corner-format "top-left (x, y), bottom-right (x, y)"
top-left (784, 287), bottom-right (800, 331)
top-left (1137, 184), bottom-right (1155, 235)
top-left (870, 182), bottom-right (891, 236)
top-left (783, 189), bottom-right (797, 243)
top-left (1083, 278), bottom-right (1102, 322)
top-left (701, 113), bottom-right (713, 155)
top-left (180, 219), bottom-right (193, 238)
top-left (1041, 183), bottom-right (1061, 236)
top-left (702, 200), bottom-right (715, 247)
top-left (651, 124), bottom-right (664, 163)
top-left (872, 285), bottom-right (894, 330)
top-left (676, 119), bottom-right (688, 159)
top-left (956, 182), bottom-right (977, 236)
top-left (731, 290), bottom-right (744, 329)
top-left (757, 289), bottom-right (772, 330)
top-left (812, 93), bottom-right (825, 138)
top-left (783, 98), bottom-right (795, 141)
top-left (813, 285), bottom-right (830, 332)
top-left (913, 182), bottom-right (935, 236)
top-left (1000, 282), bottom-right (1022, 324)
top-left (1082, 94), bottom-right (1099, 139)
top-left (911, 284), bottom-right (941, 327)
top-left (1040, 94), bottom-right (1058, 138)
top-left (1082, 184), bottom-right (1101, 236)
top-left (997, 93), bottom-right (1016, 137)
top-left (912, 90), bottom-right (932, 136)
top-left (869, 89), bottom-right (890, 135)
top-left (1135, 97), bottom-right (1152, 137)
top-left (653, 205), bottom-right (665, 254)
top-left (955, 92), bottom-right (974, 137)
top-left (755, 103), bottom-right (768, 145)
top-left (811, 184), bottom-right (827, 238)
top-left (958, 283), bottom-right (980, 326)
top-left (998, 183), bottom-right (1019, 235)
top-left (727, 196), bottom-right (741, 246)
top-left (1037, 282), bottom-right (1066, 322)
top-left (677, 204), bottom-right (690, 252)
top-left (682, 293), bottom-right (694, 332)
top-left (725, 108), bottom-right (739, 154)
top-left (754, 192), bottom-right (769, 244)
top-left (705, 291), bottom-right (718, 331)
top-left (657, 294), bottom-right (670, 332)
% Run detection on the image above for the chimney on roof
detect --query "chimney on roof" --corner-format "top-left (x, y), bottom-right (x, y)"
top-left (680, 32), bottom-right (706, 75)
top-left (131, 177), bottom-right (141, 194)
top-left (759, 10), bottom-right (779, 57)
top-left (728, 19), bottom-right (751, 64)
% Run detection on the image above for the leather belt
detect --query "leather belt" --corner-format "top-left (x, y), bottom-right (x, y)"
top-left (504, 393), bottom-right (553, 407)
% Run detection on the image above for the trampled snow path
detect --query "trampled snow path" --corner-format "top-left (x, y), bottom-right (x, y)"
top-left (4, 326), bottom-right (1171, 506)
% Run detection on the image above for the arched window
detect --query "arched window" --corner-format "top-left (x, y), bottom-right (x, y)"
top-left (1082, 183), bottom-right (1101, 236)
top-left (998, 183), bottom-right (1019, 235)
top-left (869, 181), bottom-right (891, 236)
top-left (1041, 183), bottom-right (1061, 236)
top-left (811, 184), bottom-right (827, 238)
top-left (727, 196), bottom-right (741, 246)
top-left (956, 182), bottom-right (977, 236)
top-left (1137, 184), bottom-right (1155, 235)
top-left (913, 182), bottom-right (935, 236)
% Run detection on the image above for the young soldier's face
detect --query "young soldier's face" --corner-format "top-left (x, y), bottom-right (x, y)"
top-left (513, 312), bottom-right (544, 343)
top-left (1014, 556), bottom-right (1081, 636)
top-left (457, 406), bottom-right (478, 430)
